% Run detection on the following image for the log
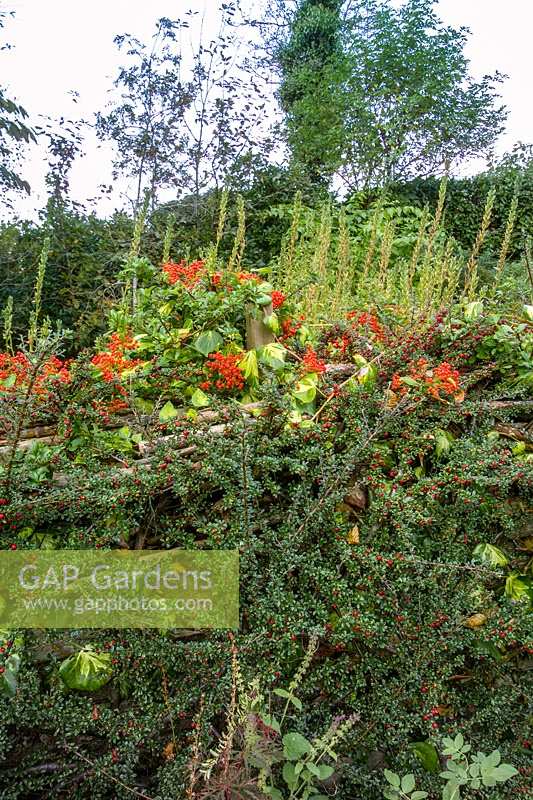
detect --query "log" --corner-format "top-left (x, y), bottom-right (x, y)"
top-left (492, 423), bottom-right (533, 444)
top-left (0, 423), bottom-right (57, 445)
top-left (0, 402), bottom-right (267, 461)
top-left (51, 418), bottom-right (257, 486)
top-left (486, 400), bottom-right (533, 409)
top-left (324, 364), bottom-right (358, 377)
top-left (0, 434), bottom-right (58, 456)
top-left (3, 376), bottom-right (530, 463)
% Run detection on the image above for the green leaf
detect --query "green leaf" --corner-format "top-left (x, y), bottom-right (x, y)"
top-left (464, 300), bottom-right (483, 321)
top-left (484, 749), bottom-right (500, 768)
top-left (384, 770), bottom-right (401, 788)
top-left (473, 543), bottom-right (508, 567)
top-left (260, 342), bottom-right (287, 370)
top-left (191, 389), bottom-right (210, 408)
top-left (442, 737), bottom-right (455, 750)
top-left (239, 350), bottom-right (259, 382)
top-left (383, 789), bottom-right (399, 800)
top-left (1, 373), bottom-right (16, 388)
top-left (411, 741), bottom-right (440, 773)
top-left (471, 638), bottom-right (503, 661)
top-left (158, 301), bottom-right (174, 317)
top-left (193, 330), bottom-right (223, 356)
top-left (491, 764), bottom-right (518, 782)
top-left (263, 787), bottom-right (283, 800)
top-left (1, 654), bottom-right (20, 698)
top-left (159, 400), bottom-right (179, 422)
top-left (317, 764), bottom-right (334, 780)
top-left (411, 793), bottom-right (428, 800)
top-left (293, 377), bottom-right (317, 404)
top-left (274, 687), bottom-right (303, 709)
top-left (435, 429), bottom-right (453, 458)
top-left (264, 313), bottom-right (280, 334)
top-left (399, 375), bottom-right (419, 387)
top-left (283, 732), bottom-right (312, 760)
top-left (133, 397), bottom-right (154, 414)
top-left (442, 780), bottom-right (461, 800)
top-left (401, 774), bottom-right (415, 794)
top-left (298, 324), bottom-right (310, 345)
top-left (282, 761), bottom-right (298, 787)
top-left (505, 573), bottom-right (529, 600)
top-left (59, 649), bottom-right (113, 691)
top-left (523, 304), bottom-right (533, 322)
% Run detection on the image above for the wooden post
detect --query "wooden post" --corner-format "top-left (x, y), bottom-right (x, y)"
top-left (245, 303), bottom-right (275, 350)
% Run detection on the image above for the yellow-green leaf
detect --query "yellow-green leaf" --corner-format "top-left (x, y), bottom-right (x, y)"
top-left (191, 389), bottom-right (210, 408)
top-left (159, 401), bottom-right (179, 421)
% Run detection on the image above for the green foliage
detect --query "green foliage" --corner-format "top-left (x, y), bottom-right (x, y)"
top-left (385, 149), bottom-right (533, 264)
top-left (385, 734), bottom-right (519, 800)
top-left (0, 208), bottom-right (137, 351)
top-left (277, 0), bottom-right (346, 186)
top-left (191, 637), bottom-right (355, 799)
top-left (0, 12), bottom-right (36, 203)
top-left (273, 0), bottom-right (506, 190)
top-left (96, 18), bottom-right (192, 210)
top-left (0, 120), bottom-right (532, 800)
top-left (384, 734), bottom-right (518, 799)
top-left (58, 648), bottom-right (114, 692)
top-left (0, 260), bottom-right (532, 797)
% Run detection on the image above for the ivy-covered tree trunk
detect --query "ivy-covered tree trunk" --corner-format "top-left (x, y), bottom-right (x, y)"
top-left (277, 0), bottom-right (346, 188)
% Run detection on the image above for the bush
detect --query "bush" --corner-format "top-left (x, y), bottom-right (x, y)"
top-left (0, 240), bottom-right (531, 798)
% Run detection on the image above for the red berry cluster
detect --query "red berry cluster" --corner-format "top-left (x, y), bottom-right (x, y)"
top-left (0, 635), bottom-right (14, 676)
top-left (328, 333), bottom-right (352, 356)
top-left (162, 259), bottom-right (205, 287)
top-left (0, 352), bottom-right (71, 398)
top-left (91, 332), bottom-right (142, 382)
top-left (271, 290), bottom-right (286, 309)
top-left (430, 362), bottom-right (461, 398)
top-left (347, 311), bottom-right (388, 343)
top-left (280, 316), bottom-right (305, 342)
top-left (301, 346), bottom-right (326, 375)
top-left (391, 358), bottom-right (462, 401)
top-left (205, 352), bottom-right (245, 391)
top-left (236, 271), bottom-right (260, 283)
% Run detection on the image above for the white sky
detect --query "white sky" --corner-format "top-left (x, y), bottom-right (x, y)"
top-left (1, 0), bottom-right (532, 220)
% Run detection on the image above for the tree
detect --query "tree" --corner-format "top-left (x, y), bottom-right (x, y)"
top-left (97, 9), bottom-right (271, 217)
top-left (0, 11), bottom-right (36, 204)
top-left (276, 0), bottom-right (347, 187)
top-left (180, 20), bottom-right (268, 224)
top-left (272, 0), bottom-right (507, 190)
top-left (40, 108), bottom-right (85, 210)
top-left (96, 17), bottom-right (193, 211)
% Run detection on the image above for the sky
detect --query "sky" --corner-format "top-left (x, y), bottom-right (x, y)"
top-left (1, 0), bottom-right (532, 220)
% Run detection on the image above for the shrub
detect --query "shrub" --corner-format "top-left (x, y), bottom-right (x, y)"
top-left (0, 217), bottom-right (531, 799)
